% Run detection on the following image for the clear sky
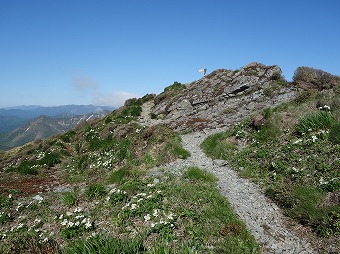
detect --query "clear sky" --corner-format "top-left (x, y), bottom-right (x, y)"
top-left (0, 0), bottom-right (339, 108)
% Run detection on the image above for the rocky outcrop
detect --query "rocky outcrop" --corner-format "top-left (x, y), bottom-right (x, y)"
top-left (151, 62), bottom-right (297, 131)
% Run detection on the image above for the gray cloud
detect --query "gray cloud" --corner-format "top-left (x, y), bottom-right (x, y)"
top-left (73, 76), bottom-right (98, 90)
top-left (72, 75), bottom-right (138, 107)
top-left (93, 91), bottom-right (140, 108)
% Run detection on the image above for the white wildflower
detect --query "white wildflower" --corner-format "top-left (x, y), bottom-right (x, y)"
top-left (34, 219), bottom-right (41, 225)
top-left (66, 211), bottom-right (73, 216)
top-left (85, 219), bottom-right (92, 229)
top-left (67, 221), bottom-right (74, 228)
top-left (16, 203), bottom-right (23, 211)
top-left (42, 237), bottom-right (48, 243)
top-left (136, 192), bottom-right (147, 197)
top-left (131, 203), bottom-right (138, 210)
top-left (144, 214), bottom-right (151, 222)
top-left (311, 135), bottom-right (317, 142)
top-left (17, 223), bottom-right (24, 230)
top-left (8, 194), bottom-right (12, 199)
top-left (167, 213), bottom-right (174, 220)
top-left (74, 207), bottom-right (82, 213)
top-left (61, 219), bottom-right (68, 226)
top-left (153, 209), bottom-right (158, 217)
top-left (293, 139), bottom-right (302, 144)
top-left (59, 214), bottom-right (64, 220)
top-left (319, 177), bottom-right (328, 185)
top-left (33, 195), bottom-right (43, 202)
top-left (151, 222), bottom-right (156, 228)
top-left (75, 215), bottom-right (84, 219)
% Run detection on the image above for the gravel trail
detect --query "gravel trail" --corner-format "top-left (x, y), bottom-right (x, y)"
top-left (180, 131), bottom-right (315, 254)
top-left (139, 102), bottom-right (316, 254)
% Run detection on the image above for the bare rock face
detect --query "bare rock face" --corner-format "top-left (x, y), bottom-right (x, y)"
top-left (151, 62), bottom-right (297, 131)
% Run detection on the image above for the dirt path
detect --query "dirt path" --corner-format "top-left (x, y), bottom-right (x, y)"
top-left (139, 102), bottom-right (316, 253)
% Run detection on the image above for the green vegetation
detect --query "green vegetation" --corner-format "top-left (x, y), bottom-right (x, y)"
top-left (62, 191), bottom-right (78, 207)
top-left (295, 111), bottom-right (336, 135)
top-left (154, 81), bottom-right (185, 105)
top-left (293, 66), bottom-right (340, 90)
top-left (85, 184), bottom-right (107, 199)
top-left (62, 235), bottom-right (145, 254)
top-left (183, 166), bottom-right (216, 182)
top-left (0, 94), bottom-right (257, 253)
top-left (202, 90), bottom-right (340, 237)
top-left (0, 167), bottom-right (259, 253)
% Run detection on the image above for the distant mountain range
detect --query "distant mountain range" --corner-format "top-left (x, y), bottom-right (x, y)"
top-left (0, 105), bottom-right (114, 150)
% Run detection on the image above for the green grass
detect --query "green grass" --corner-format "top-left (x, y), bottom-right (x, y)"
top-left (201, 132), bottom-right (236, 160)
top-left (62, 235), bottom-right (145, 254)
top-left (183, 166), bottom-right (216, 182)
top-left (108, 167), bottom-right (129, 184)
top-left (8, 160), bottom-right (38, 175)
top-left (202, 97), bottom-right (340, 237)
top-left (85, 184), bottom-right (107, 199)
top-left (62, 191), bottom-right (78, 207)
top-left (295, 111), bottom-right (336, 135)
top-left (329, 121), bottom-right (340, 144)
top-left (0, 166), bottom-right (259, 254)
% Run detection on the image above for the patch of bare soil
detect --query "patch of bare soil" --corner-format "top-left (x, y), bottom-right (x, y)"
top-left (0, 171), bottom-right (64, 197)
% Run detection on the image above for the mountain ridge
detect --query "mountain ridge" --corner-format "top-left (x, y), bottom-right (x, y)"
top-left (0, 111), bottom-right (111, 150)
top-left (0, 62), bottom-right (339, 253)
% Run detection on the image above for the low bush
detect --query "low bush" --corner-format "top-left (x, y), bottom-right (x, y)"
top-left (293, 66), bottom-right (340, 90)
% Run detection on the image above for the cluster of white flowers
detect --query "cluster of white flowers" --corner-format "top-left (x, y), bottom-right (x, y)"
top-left (0, 211), bottom-right (10, 220)
top-left (144, 209), bottom-right (175, 229)
top-left (16, 202), bottom-right (24, 212)
top-left (235, 130), bottom-right (244, 137)
top-left (116, 180), bottom-right (177, 230)
top-left (36, 151), bottom-right (45, 160)
top-left (109, 187), bottom-right (127, 195)
top-left (84, 128), bottom-right (99, 140)
top-left (57, 207), bottom-right (93, 230)
top-left (135, 128), bottom-right (142, 134)
top-left (122, 188), bottom-right (162, 211)
top-left (319, 177), bottom-right (328, 185)
top-left (292, 167), bottom-right (303, 173)
top-left (89, 151), bottom-right (115, 170)
top-left (293, 129), bottom-right (330, 145)
top-left (318, 105), bottom-right (331, 111)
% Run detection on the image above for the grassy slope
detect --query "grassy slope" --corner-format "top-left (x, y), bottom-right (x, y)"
top-left (0, 96), bottom-right (258, 253)
top-left (202, 89), bottom-right (340, 238)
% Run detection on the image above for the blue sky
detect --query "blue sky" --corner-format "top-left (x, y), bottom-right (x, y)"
top-left (0, 0), bottom-right (339, 108)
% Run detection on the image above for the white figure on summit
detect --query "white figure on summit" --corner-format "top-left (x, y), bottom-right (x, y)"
top-left (197, 68), bottom-right (207, 76)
